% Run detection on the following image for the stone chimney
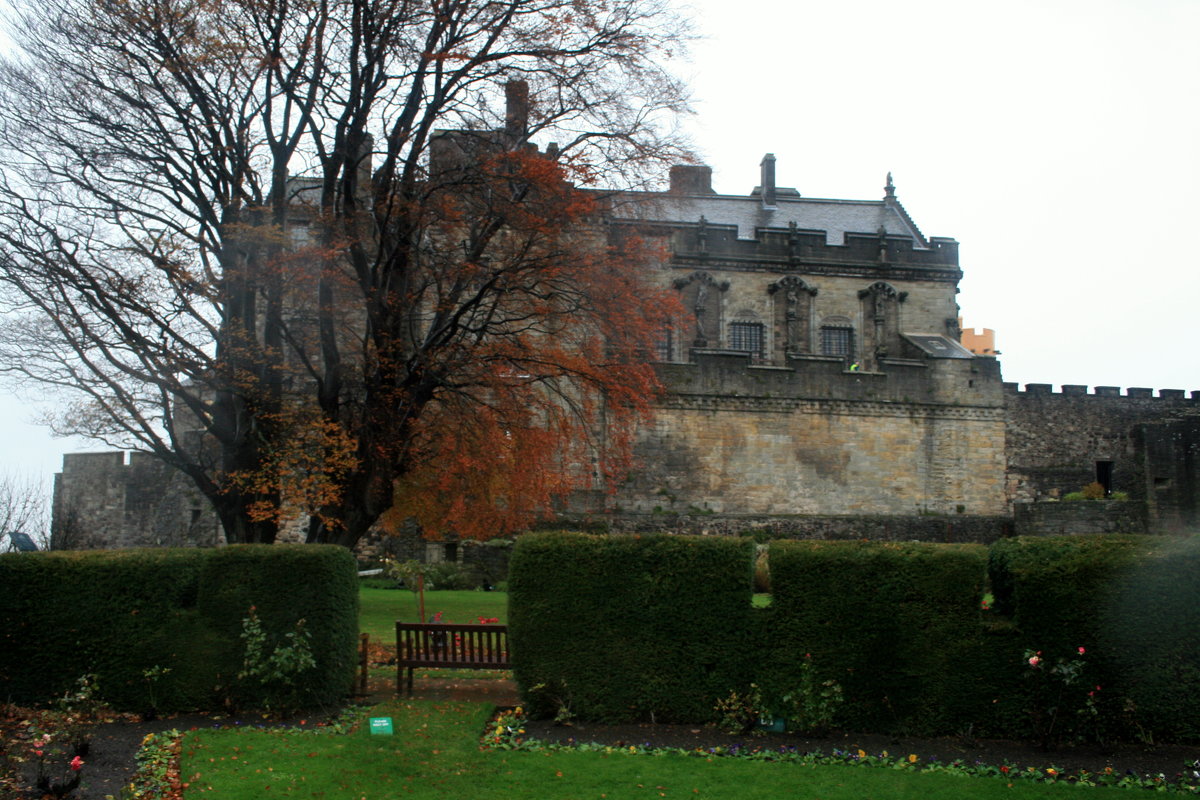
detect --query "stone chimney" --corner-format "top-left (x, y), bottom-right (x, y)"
top-left (760, 153), bottom-right (777, 208)
top-left (505, 80), bottom-right (529, 138)
top-left (356, 133), bottom-right (374, 189)
top-left (668, 164), bottom-right (715, 194)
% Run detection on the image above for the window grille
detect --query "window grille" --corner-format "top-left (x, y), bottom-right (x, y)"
top-left (654, 327), bottom-right (674, 361)
top-left (820, 326), bottom-right (854, 358)
top-left (729, 322), bottom-right (764, 359)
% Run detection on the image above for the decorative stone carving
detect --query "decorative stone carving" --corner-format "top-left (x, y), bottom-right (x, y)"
top-left (673, 271), bottom-right (729, 348)
top-left (769, 276), bottom-right (818, 356)
top-left (857, 282), bottom-right (907, 367)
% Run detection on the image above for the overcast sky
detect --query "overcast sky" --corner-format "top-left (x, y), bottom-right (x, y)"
top-left (2, 0), bottom-right (1198, 511)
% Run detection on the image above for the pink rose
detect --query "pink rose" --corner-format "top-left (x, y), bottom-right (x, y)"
top-left (70, 756), bottom-right (84, 771)
top-left (1077, 646), bottom-right (1086, 655)
top-left (1028, 656), bottom-right (1040, 667)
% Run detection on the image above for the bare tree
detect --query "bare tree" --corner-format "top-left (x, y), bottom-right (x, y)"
top-left (0, 471), bottom-right (50, 550)
top-left (0, 0), bottom-right (691, 547)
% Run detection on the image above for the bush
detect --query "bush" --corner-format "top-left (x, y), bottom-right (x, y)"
top-left (1096, 536), bottom-right (1200, 741)
top-left (198, 544), bottom-right (359, 711)
top-left (386, 558), bottom-right (481, 592)
top-left (506, 531), bottom-right (1200, 743)
top-left (763, 540), bottom-right (990, 736)
top-left (509, 531), bottom-right (754, 723)
top-left (0, 544), bottom-right (358, 713)
top-left (0, 548), bottom-right (215, 710)
top-left (988, 534), bottom-right (1200, 743)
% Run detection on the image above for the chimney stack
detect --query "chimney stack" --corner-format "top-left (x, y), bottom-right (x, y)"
top-left (668, 164), bottom-right (715, 194)
top-left (760, 153), bottom-right (777, 208)
top-left (505, 80), bottom-right (529, 138)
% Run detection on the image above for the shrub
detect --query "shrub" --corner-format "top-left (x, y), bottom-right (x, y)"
top-left (198, 544), bottom-right (359, 710)
top-left (0, 544), bottom-right (358, 713)
top-left (989, 534), bottom-right (1200, 743)
top-left (765, 540), bottom-right (990, 736)
top-left (236, 606), bottom-right (318, 713)
top-left (0, 548), bottom-right (214, 709)
top-left (509, 531), bottom-right (754, 723)
top-left (386, 558), bottom-right (481, 592)
top-left (780, 654), bottom-right (843, 735)
top-left (713, 684), bottom-right (766, 735)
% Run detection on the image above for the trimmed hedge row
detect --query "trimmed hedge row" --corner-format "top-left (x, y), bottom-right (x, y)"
top-left (764, 540), bottom-right (994, 735)
top-left (509, 532), bottom-right (1200, 743)
top-left (508, 531), bottom-right (754, 723)
top-left (989, 535), bottom-right (1200, 741)
top-left (0, 545), bottom-right (358, 712)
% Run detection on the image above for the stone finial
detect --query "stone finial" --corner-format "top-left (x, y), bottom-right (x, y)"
top-left (884, 172), bottom-right (895, 199)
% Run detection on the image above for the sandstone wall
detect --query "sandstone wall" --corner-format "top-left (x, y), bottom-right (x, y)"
top-left (52, 452), bottom-right (220, 549)
top-left (616, 352), bottom-right (1008, 517)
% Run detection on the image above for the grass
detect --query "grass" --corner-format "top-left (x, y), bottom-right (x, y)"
top-left (180, 700), bottom-right (1132, 800)
top-left (358, 587), bottom-right (508, 642)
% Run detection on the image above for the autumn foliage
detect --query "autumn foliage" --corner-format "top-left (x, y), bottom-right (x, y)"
top-left (0, 0), bottom-right (692, 546)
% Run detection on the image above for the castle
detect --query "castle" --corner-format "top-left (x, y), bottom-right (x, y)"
top-left (51, 150), bottom-right (1200, 551)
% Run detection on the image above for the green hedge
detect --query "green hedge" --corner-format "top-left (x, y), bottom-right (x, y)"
top-left (507, 532), bottom-right (1200, 743)
top-left (989, 535), bottom-right (1200, 742)
top-left (765, 540), bottom-right (991, 735)
top-left (198, 544), bottom-right (360, 709)
top-left (1097, 536), bottom-right (1200, 740)
top-left (509, 532), bottom-right (754, 723)
top-left (0, 545), bottom-right (358, 712)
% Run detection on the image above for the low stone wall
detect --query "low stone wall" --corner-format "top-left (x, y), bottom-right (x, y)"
top-left (1013, 500), bottom-right (1149, 536)
top-left (561, 513), bottom-right (1015, 544)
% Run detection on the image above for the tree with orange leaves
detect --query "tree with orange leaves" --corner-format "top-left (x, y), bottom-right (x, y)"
top-left (0, 0), bottom-right (690, 546)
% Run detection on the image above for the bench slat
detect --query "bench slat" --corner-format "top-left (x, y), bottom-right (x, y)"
top-left (396, 622), bottom-right (510, 695)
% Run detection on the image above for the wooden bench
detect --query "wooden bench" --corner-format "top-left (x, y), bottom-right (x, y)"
top-left (396, 622), bottom-right (510, 695)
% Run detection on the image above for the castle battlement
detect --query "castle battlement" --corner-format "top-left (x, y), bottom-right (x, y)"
top-left (1003, 383), bottom-right (1199, 400)
top-left (611, 217), bottom-right (960, 277)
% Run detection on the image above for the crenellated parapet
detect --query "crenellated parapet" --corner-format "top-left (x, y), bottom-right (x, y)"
top-left (613, 217), bottom-right (960, 280)
top-left (1003, 383), bottom-right (1200, 401)
top-left (1003, 381), bottom-right (1200, 527)
top-left (658, 347), bottom-right (1004, 409)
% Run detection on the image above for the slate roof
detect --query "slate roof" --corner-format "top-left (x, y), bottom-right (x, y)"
top-left (611, 191), bottom-right (933, 249)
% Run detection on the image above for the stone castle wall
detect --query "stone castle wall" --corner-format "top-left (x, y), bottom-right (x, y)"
top-left (1003, 383), bottom-right (1200, 531)
top-left (614, 351), bottom-right (1009, 518)
top-left (52, 451), bottom-right (220, 550)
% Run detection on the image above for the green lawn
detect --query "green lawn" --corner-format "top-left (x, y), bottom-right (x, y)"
top-left (180, 700), bottom-right (1131, 800)
top-left (358, 587), bottom-right (508, 642)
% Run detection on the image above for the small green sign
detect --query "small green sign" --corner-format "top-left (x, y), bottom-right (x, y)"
top-left (369, 717), bottom-right (394, 735)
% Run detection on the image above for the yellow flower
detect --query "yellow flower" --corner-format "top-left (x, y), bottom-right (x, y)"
top-left (857, 749), bottom-right (866, 759)
top-left (1047, 768), bottom-right (1058, 776)
top-left (908, 754), bottom-right (918, 763)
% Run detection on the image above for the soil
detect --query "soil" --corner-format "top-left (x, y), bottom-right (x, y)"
top-left (7, 677), bottom-right (1200, 798)
top-left (520, 717), bottom-right (1200, 782)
